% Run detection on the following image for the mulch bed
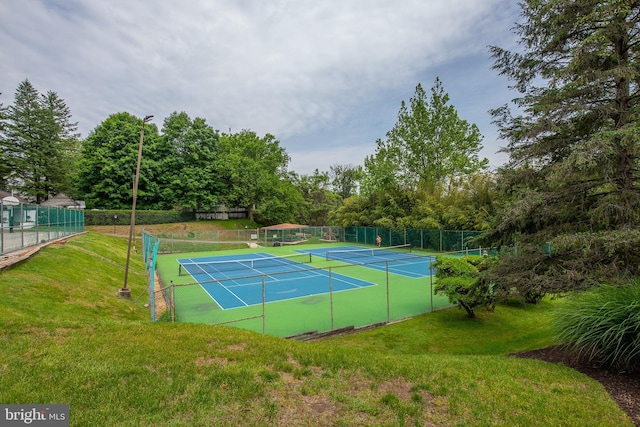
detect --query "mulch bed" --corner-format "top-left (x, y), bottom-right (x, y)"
top-left (512, 346), bottom-right (640, 426)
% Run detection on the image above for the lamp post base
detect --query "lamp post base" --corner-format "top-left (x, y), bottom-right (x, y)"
top-left (118, 288), bottom-right (131, 299)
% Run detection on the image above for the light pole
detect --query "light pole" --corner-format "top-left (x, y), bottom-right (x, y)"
top-left (119, 115), bottom-right (153, 298)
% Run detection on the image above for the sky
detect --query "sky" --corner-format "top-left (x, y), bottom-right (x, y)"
top-left (0, 0), bottom-right (521, 176)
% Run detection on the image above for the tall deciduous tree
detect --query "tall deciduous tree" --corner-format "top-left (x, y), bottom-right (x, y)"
top-left (76, 113), bottom-right (161, 209)
top-left (3, 80), bottom-right (79, 202)
top-left (253, 173), bottom-right (306, 225)
top-left (485, 0), bottom-right (640, 296)
top-left (354, 79), bottom-right (489, 229)
top-left (217, 130), bottom-right (290, 222)
top-left (329, 163), bottom-right (363, 200)
top-left (294, 169), bottom-right (340, 226)
top-left (157, 112), bottom-right (221, 209)
top-left (381, 78), bottom-right (488, 191)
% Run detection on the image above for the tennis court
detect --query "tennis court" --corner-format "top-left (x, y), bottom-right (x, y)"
top-left (298, 245), bottom-right (433, 278)
top-left (177, 252), bottom-right (375, 309)
top-left (156, 242), bottom-right (452, 337)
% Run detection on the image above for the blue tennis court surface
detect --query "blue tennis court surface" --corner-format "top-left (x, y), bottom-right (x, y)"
top-left (298, 246), bottom-right (433, 278)
top-left (177, 252), bottom-right (375, 309)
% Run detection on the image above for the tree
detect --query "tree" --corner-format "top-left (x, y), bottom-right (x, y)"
top-left (253, 174), bottom-right (306, 225)
top-left (217, 130), bottom-right (290, 223)
top-left (382, 78), bottom-right (488, 191)
top-left (360, 138), bottom-right (403, 197)
top-left (485, 1), bottom-right (640, 296)
top-left (76, 113), bottom-right (161, 209)
top-left (433, 255), bottom-right (496, 318)
top-left (3, 80), bottom-right (79, 202)
top-left (0, 93), bottom-right (9, 188)
top-left (329, 163), bottom-right (363, 200)
top-left (329, 194), bottom-right (373, 227)
top-left (294, 169), bottom-right (340, 226)
top-left (39, 90), bottom-right (80, 196)
top-left (157, 112), bottom-right (222, 209)
top-left (350, 79), bottom-right (489, 229)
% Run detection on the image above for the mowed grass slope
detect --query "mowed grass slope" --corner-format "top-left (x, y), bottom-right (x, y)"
top-left (0, 232), bottom-right (633, 426)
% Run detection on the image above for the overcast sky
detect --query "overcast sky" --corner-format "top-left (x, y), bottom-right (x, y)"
top-left (0, 0), bottom-right (520, 176)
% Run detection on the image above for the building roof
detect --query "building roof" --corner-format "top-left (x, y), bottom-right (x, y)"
top-left (259, 223), bottom-right (308, 230)
top-left (40, 193), bottom-right (85, 209)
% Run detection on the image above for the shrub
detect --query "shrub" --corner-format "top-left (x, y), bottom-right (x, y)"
top-left (553, 282), bottom-right (640, 372)
top-left (434, 256), bottom-right (496, 317)
top-left (85, 210), bottom-right (195, 226)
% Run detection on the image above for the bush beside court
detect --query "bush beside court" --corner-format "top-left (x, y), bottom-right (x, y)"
top-left (0, 232), bottom-right (634, 426)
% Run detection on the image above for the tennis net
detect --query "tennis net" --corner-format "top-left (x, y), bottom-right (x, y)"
top-left (326, 244), bottom-right (412, 261)
top-left (178, 253), bottom-right (312, 276)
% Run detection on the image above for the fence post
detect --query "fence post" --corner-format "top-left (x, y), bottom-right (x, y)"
top-left (262, 275), bottom-right (266, 335)
top-left (329, 267), bottom-right (334, 331)
top-left (1, 200), bottom-right (3, 254)
top-left (19, 203), bottom-right (24, 250)
top-left (170, 281), bottom-right (175, 323)
top-left (35, 205), bottom-right (39, 245)
top-left (430, 257), bottom-right (434, 312)
top-left (386, 261), bottom-right (390, 323)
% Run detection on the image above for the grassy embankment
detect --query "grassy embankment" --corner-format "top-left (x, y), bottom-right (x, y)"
top-left (0, 229), bottom-right (633, 426)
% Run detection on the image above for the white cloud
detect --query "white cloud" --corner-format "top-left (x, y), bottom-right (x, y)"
top-left (0, 0), bottom-right (519, 175)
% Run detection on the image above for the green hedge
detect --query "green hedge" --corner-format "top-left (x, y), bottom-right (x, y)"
top-left (85, 210), bottom-right (195, 226)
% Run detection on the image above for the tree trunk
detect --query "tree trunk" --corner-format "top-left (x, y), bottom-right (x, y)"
top-left (458, 300), bottom-right (476, 318)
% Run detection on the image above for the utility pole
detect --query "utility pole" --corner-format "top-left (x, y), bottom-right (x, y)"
top-left (119, 115), bottom-right (153, 298)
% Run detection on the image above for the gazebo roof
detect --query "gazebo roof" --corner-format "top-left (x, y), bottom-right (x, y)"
top-left (40, 193), bottom-right (84, 208)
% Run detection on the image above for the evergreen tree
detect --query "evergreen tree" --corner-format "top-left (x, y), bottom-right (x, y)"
top-left (485, 0), bottom-right (640, 297)
top-left (0, 93), bottom-right (9, 188)
top-left (2, 80), bottom-right (79, 202)
top-left (40, 90), bottom-right (80, 196)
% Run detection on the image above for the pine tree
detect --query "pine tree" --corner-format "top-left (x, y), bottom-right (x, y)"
top-left (0, 93), bottom-right (9, 188)
top-left (39, 90), bottom-right (80, 196)
top-left (3, 80), bottom-right (79, 202)
top-left (485, 0), bottom-right (640, 297)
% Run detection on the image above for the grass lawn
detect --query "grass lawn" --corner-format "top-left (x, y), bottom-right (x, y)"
top-left (0, 230), bottom-right (633, 426)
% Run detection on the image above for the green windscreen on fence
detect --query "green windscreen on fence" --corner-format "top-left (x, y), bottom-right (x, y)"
top-left (1, 201), bottom-right (84, 256)
top-left (142, 230), bottom-right (161, 322)
top-left (343, 226), bottom-right (482, 252)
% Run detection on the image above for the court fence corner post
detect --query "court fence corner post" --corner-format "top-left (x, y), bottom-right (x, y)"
top-left (170, 280), bottom-right (175, 323)
top-left (262, 275), bottom-right (266, 335)
top-left (430, 258), bottom-right (434, 313)
top-left (386, 261), bottom-right (390, 323)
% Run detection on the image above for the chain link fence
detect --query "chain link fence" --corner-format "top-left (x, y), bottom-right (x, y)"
top-left (343, 226), bottom-right (482, 252)
top-left (1, 200), bottom-right (84, 255)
